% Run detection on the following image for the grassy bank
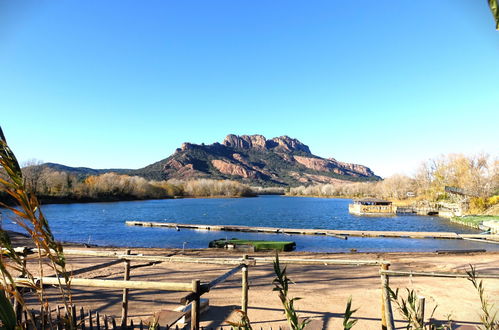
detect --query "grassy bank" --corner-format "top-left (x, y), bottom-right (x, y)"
top-left (450, 215), bottom-right (499, 230)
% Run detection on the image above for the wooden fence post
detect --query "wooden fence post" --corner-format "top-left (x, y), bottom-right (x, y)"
top-left (380, 264), bottom-right (395, 330)
top-left (241, 254), bottom-right (249, 314)
top-left (121, 249), bottom-right (131, 327)
top-left (417, 296), bottom-right (425, 325)
top-left (191, 279), bottom-right (200, 330)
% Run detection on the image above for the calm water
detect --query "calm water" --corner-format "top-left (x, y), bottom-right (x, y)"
top-left (2, 196), bottom-right (497, 252)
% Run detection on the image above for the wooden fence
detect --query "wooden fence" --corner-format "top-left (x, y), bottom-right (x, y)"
top-left (378, 268), bottom-right (499, 330)
top-left (3, 249), bottom-right (254, 330)
top-left (4, 247), bottom-right (499, 330)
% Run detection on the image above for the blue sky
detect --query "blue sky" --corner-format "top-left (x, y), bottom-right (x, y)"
top-left (1, 1), bottom-right (498, 177)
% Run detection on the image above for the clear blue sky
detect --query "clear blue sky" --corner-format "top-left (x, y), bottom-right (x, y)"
top-left (1, 1), bottom-right (498, 177)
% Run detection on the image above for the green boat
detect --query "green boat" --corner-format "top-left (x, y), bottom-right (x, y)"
top-left (209, 238), bottom-right (296, 252)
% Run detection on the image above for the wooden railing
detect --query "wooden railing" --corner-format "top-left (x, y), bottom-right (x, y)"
top-left (4, 247), bottom-right (498, 330)
top-left (2, 248), bottom-right (254, 330)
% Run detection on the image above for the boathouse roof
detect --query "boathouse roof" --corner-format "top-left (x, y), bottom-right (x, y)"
top-left (353, 198), bottom-right (392, 205)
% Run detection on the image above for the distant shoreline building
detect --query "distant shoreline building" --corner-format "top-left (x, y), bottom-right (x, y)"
top-left (348, 198), bottom-right (396, 215)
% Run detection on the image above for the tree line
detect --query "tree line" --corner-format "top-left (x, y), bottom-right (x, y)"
top-left (1, 153), bottom-right (497, 211)
top-left (288, 154), bottom-right (499, 213)
top-left (0, 166), bottom-right (256, 203)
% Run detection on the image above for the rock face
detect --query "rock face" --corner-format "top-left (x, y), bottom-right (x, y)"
top-left (211, 160), bottom-right (260, 179)
top-left (294, 156), bottom-right (375, 177)
top-left (223, 134), bottom-right (268, 150)
top-left (222, 134), bottom-right (311, 154)
top-left (133, 134), bottom-right (380, 186)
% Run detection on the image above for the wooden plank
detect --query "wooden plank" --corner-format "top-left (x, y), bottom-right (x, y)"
top-left (208, 264), bottom-right (243, 290)
top-left (63, 249), bottom-right (255, 265)
top-left (253, 257), bottom-right (386, 266)
top-left (241, 263), bottom-right (248, 314)
top-left (180, 284), bottom-right (209, 305)
top-left (153, 310), bottom-right (186, 327)
top-left (63, 249), bottom-right (124, 257)
top-left (461, 237), bottom-right (499, 245)
top-left (191, 280), bottom-right (200, 330)
top-left (436, 249), bottom-right (486, 254)
top-left (417, 296), bottom-right (425, 325)
top-left (123, 255), bottom-right (255, 266)
top-left (325, 233), bottom-right (348, 240)
top-left (173, 299), bottom-right (209, 325)
top-left (380, 264), bottom-right (394, 330)
top-left (126, 221), bottom-right (499, 240)
top-left (6, 277), bottom-right (193, 291)
top-left (380, 270), bottom-right (499, 279)
top-left (121, 249), bottom-right (131, 327)
top-left (15, 246), bottom-right (386, 267)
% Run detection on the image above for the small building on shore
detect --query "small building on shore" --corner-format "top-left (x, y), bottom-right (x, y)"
top-left (348, 198), bottom-right (396, 215)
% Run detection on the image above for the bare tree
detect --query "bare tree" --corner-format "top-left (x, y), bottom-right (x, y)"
top-left (21, 158), bottom-right (45, 193)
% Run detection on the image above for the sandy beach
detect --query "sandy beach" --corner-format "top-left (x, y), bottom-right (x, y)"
top-left (8, 229), bottom-right (498, 329)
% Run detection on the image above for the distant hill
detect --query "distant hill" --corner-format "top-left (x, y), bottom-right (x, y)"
top-left (40, 163), bottom-right (130, 179)
top-left (130, 134), bottom-right (380, 186)
top-left (33, 134), bottom-right (380, 186)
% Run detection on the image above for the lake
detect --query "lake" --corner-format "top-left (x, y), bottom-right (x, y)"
top-left (2, 196), bottom-right (497, 252)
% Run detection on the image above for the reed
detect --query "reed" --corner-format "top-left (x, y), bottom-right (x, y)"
top-left (272, 252), bottom-right (309, 330)
top-left (0, 126), bottom-right (73, 328)
top-left (466, 265), bottom-right (498, 330)
top-left (342, 296), bottom-right (358, 330)
top-left (388, 287), bottom-right (446, 330)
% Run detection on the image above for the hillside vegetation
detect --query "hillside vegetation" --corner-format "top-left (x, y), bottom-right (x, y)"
top-left (0, 167), bottom-right (255, 203)
top-left (288, 154), bottom-right (499, 214)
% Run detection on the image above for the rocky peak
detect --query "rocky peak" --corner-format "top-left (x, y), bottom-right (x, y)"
top-left (133, 133), bottom-right (380, 184)
top-left (269, 135), bottom-right (311, 154)
top-left (223, 134), bottom-right (266, 150)
top-left (181, 142), bottom-right (194, 151)
top-left (222, 134), bottom-right (311, 154)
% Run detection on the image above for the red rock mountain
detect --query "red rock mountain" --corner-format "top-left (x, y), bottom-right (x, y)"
top-left (133, 134), bottom-right (380, 186)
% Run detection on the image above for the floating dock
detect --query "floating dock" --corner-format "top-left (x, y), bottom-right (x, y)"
top-left (125, 221), bottom-right (499, 241)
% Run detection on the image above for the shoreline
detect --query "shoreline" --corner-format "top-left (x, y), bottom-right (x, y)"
top-left (6, 230), bottom-right (499, 255)
top-left (0, 194), bottom-right (262, 207)
top-left (8, 228), bottom-right (499, 259)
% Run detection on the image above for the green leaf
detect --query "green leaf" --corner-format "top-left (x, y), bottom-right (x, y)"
top-left (0, 290), bottom-right (17, 330)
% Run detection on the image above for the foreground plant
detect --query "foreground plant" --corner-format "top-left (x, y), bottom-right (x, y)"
top-left (0, 126), bottom-right (73, 328)
top-left (466, 265), bottom-right (498, 330)
top-left (273, 252), bottom-right (309, 330)
top-left (342, 296), bottom-right (358, 330)
top-left (388, 288), bottom-right (445, 330)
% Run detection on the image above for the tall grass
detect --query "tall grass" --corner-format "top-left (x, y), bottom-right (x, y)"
top-left (466, 265), bottom-right (498, 330)
top-left (272, 252), bottom-right (309, 330)
top-left (0, 126), bottom-right (73, 328)
top-left (388, 287), bottom-right (441, 329)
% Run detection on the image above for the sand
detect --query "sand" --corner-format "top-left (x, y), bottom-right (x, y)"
top-left (13, 239), bottom-right (498, 329)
